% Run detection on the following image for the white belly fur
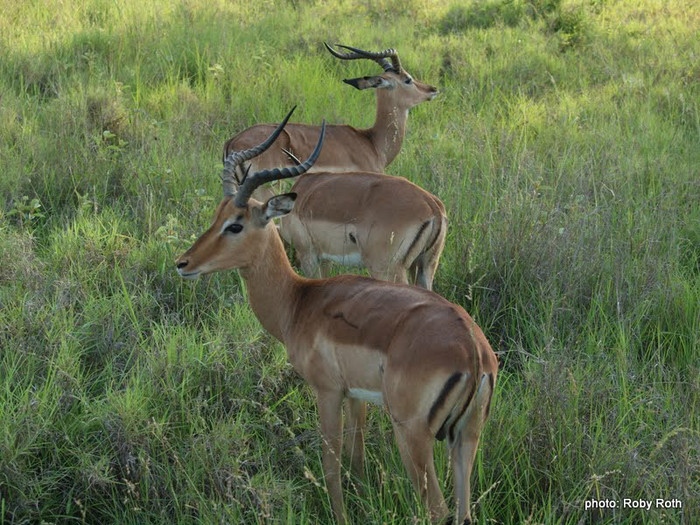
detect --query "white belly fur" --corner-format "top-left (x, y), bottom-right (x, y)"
top-left (321, 252), bottom-right (363, 266)
top-left (348, 388), bottom-right (384, 405)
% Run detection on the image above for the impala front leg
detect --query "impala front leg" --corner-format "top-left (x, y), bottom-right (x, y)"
top-left (317, 389), bottom-right (347, 524)
top-left (299, 251), bottom-right (322, 278)
top-left (319, 259), bottom-right (334, 279)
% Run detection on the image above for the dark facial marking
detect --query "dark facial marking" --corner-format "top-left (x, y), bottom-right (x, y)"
top-left (224, 223), bottom-right (243, 234)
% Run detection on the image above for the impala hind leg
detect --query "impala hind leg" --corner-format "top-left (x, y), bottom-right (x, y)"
top-left (414, 257), bottom-right (437, 291)
top-left (413, 219), bottom-right (446, 291)
top-left (298, 251), bottom-right (322, 278)
top-left (450, 432), bottom-right (479, 525)
top-left (450, 374), bottom-right (494, 524)
top-left (344, 398), bottom-right (367, 480)
top-left (392, 422), bottom-right (448, 523)
top-left (317, 390), bottom-right (347, 524)
top-left (319, 259), bottom-right (334, 278)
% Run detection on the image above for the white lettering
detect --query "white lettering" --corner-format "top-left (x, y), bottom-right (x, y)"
top-left (623, 499), bottom-right (651, 510)
top-left (585, 499), bottom-right (616, 510)
top-left (655, 499), bottom-right (682, 509)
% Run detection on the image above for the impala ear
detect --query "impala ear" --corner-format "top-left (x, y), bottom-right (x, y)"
top-left (343, 76), bottom-right (392, 90)
top-left (254, 193), bottom-right (297, 226)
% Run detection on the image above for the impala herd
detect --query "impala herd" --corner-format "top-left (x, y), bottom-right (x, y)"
top-left (176, 44), bottom-right (498, 524)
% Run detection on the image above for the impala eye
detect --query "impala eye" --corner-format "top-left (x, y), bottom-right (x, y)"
top-left (224, 223), bottom-right (243, 234)
top-left (404, 77), bottom-right (413, 84)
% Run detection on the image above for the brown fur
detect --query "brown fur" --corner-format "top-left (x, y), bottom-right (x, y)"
top-left (220, 64), bottom-right (440, 288)
top-left (176, 196), bottom-right (498, 524)
top-left (222, 68), bottom-right (438, 186)
top-left (278, 171), bottom-right (447, 289)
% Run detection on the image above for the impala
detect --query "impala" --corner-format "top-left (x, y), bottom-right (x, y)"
top-left (176, 116), bottom-right (498, 524)
top-left (225, 106), bottom-right (447, 289)
top-left (281, 169), bottom-right (447, 289)
top-left (222, 43), bottom-right (438, 185)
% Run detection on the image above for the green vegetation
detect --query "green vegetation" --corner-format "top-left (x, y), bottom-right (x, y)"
top-left (1, 0), bottom-right (698, 523)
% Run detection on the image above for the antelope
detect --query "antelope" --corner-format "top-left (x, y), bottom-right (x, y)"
top-left (226, 106), bottom-right (447, 289)
top-left (281, 169), bottom-right (447, 289)
top-left (222, 43), bottom-right (438, 186)
top-left (176, 116), bottom-right (498, 524)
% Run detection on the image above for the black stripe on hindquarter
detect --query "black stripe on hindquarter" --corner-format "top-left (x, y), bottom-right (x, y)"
top-left (423, 214), bottom-right (442, 254)
top-left (436, 423), bottom-right (449, 441)
top-left (429, 372), bottom-right (462, 440)
top-left (447, 382), bottom-right (476, 443)
top-left (484, 373), bottom-right (495, 420)
top-left (402, 220), bottom-right (431, 266)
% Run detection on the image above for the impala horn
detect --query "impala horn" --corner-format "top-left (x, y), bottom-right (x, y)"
top-left (221, 106), bottom-right (297, 195)
top-left (324, 42), bottom-right (402, 74)
top-left (233, 120), bottom-right (326, 208)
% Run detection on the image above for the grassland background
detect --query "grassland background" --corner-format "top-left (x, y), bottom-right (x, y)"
top-left (0, 0), bottom-right (698, 523)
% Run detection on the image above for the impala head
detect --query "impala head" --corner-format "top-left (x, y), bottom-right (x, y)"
top-left (175, 112), bottom-right (326, 279)
top-left (324, 43), bottom-right (438, 109)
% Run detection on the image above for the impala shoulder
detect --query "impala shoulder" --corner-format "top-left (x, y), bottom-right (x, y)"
top-left (288, 171), bottom-right (333, 194)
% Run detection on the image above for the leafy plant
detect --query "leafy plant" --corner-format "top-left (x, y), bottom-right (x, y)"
top-left (7, 195), bottom-right (45, 227)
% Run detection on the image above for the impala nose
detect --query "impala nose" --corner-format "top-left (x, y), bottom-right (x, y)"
top-left (424, 85), bottom-right (439, 101)
top-left (175, 259), bottom-right (200, 280)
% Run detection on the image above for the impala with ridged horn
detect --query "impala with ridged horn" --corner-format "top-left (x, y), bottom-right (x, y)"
top-left (176, 113), bottom-right (498, 525)
top-left (224, 106), bottom-right (447, 289)
top-left (280, 169), bottom-right (447, 289)
top-left (222, 43), bottom-right (438, 190)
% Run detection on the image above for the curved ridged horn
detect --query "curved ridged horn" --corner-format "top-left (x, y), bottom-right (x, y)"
top-left (324, 42), bottom-right (402, 73)
top-left (234, 121), bottom-right (326, 208)
top-left (221, 106), bottom-right (296, 195)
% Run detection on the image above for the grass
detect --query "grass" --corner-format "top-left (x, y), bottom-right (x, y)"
top-left (0, 0), bottom-right (698, 523)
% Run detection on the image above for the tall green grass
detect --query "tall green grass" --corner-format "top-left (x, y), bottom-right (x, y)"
top-left (1, 0), bottom-right (698, 523)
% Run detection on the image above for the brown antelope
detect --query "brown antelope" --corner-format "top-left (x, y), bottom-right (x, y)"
top-left (176, 117), bottom-right (498, 524)
top-left (222, 44), bottom-right (438, 183)
top-left (225, 106), bottom-right (447, 290)
top-left (281, 169), bottom-right (447, 289)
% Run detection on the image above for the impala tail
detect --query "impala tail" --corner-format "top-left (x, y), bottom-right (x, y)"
top-left (428, 371), bottom-right (491, 444)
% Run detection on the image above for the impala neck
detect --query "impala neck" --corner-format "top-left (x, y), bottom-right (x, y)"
top-left (369, 91), bottom-right (408, 168)
top-left (239, 226), bottom-right (301, 342)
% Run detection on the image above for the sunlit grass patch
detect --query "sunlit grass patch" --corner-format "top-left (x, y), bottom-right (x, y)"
top-left (0, 0), bottom-right (698, 523)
